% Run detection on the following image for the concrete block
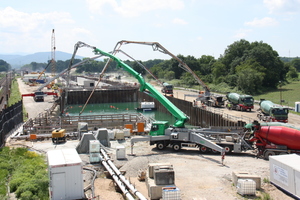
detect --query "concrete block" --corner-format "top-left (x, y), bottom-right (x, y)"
top-left (146, 177), bottom-right (175, 200)
top-left (154, 167), bottom-right (175, 185)
top-left (148, 163), bottom-right (172, 178)
top-left (232, 171), bottom-right (261, 189)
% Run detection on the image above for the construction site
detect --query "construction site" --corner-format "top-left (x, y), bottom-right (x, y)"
top-left (6, 41), bottom-right (300, 200)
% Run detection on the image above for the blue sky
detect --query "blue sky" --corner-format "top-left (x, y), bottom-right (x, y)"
top-left (0, 0), bottom-right (299, 61)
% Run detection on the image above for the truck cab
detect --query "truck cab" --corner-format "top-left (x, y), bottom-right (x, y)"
top-left (149, 121), bottom-right (170, 136)
top-left (34, 91), bottom-right (45, 102)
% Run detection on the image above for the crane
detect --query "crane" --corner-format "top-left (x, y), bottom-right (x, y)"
top-left (51, 29), bottom-right (56, 77)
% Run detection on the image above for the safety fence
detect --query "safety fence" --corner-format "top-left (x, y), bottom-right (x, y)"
top-left (138, 92), bottom-right (251, 128)
top-left (0, 100), bottom-right (23, 147)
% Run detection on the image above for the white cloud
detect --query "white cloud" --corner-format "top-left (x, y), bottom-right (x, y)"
top-left (0, 7), bottom-right (78, 54)
top-left (197, 36), bottom-right (202, 41)
top-left (245, 17), bottom-right (278, 27)
top-left (234, 29), bottom-right (252, 39)
top-left (172, 18), bottom-right (187, 25)
top-left (0, 7), bottom-right (74, 33)
top-left (264, 0), bottom-right (300, 14)
top-left (86, 0), bottom-right (185, 17)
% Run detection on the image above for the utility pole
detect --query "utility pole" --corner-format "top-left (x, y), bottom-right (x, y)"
top-left (279, 81), bottom-right (282, 105)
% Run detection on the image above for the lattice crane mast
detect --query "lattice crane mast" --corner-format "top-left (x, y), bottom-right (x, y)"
top-left (51, 29), bottom-right (56, 77)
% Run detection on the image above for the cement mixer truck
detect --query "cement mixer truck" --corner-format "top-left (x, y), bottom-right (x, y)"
top-left (257, 99), bottom-right (289, 123)
top-left (225, 93), bottom-right (254, 111)
top-left (246, 121), bottom-right (300, 159)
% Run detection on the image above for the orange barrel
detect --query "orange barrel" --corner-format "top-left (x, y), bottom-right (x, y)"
top-left (30, 134), bottom-right (37, 140)
top-left (137, 122), bottom-right (144, 133)
top-left (125, 124), bottom-right (133, 133)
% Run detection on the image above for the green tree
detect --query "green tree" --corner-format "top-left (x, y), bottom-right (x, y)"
top-left (164, 71), bottom-right (175, 81)
top-left (291, 58), bottom-right (300, 72)
top-left (236, 60), bottom-right (265, 94)
top-left (0, 59), bottom-right (11, 72)
top-left (150, 65), bottom-right (164, 79)
top-left (212, 61), bottom-right (226, 84)
top-left (180, 72), bottom-right (197, 87)
top-left (286, 66), bottom-right (298, 79)
top-left (219, 39), bottom-right (286, 90)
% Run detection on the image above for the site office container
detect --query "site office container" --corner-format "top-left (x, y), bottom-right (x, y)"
top-left (47, 148), bottom-right (84, 200)
top-left (269, 154), bottom-right (300, 199)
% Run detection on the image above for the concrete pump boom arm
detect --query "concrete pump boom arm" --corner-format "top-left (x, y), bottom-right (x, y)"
top-left (90, 45), bottom-right (188, 128)
top-left (113, 40), bottom-right (211, 96)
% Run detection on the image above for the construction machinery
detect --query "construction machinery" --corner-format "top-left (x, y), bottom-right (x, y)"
top-left (245, 121), bottom-right (300, 159)
top-left (52, 129), bottom-right (66, 144)
top-left (37, 60), bottom-right (52, 81)
top-left (257, 99), bottom-right (289, 123)
top-left (161, 82), bottom-right (173, 95)
top-left (226, 92), bottom-right (254, 111)
top-left (72, 42), bottom-right (226, 162)
top-left (22, 91), bottom-right (58, 102)
top-left (112, 40), bottom-right (224, 107)
top-left (67, 41), bottom-right (300, 161)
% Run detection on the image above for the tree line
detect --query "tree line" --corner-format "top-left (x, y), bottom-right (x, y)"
top-left (3, 39), bottom-right (300, 95)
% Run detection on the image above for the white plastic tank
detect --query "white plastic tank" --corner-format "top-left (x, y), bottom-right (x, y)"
top-left (295, 102), bottom-right (300, 112)
top-left (123, 128), bottom-right (131, 137)
top-left (89, 152), bottom-right (100, 163)
top-left (107, 129), bottom-right (115, 140)
top-left (237, 179), bottom-right (256, 196)
top-left (116, 145), bottom-right (126, 160)
top-left (89, 140), bottom-right (100, 153)
top-left (115, 129), bottom-right (124, 140)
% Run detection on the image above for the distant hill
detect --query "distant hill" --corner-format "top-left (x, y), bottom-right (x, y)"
top-left (0, 51), bottom-right (84, 68)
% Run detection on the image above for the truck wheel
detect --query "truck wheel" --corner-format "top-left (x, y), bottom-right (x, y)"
top-left (211, 149), bottom-right (218, 154)
top-left (172, 143), bottom-right (181, 151)
top-left (279, 152), bottom-right (288, 155)
top-left (223, 146), bottom-right (232, 153)
top-left (156, 142), bottom-right (165, 150)
top-left (199, 146), bottom-right (208, 153)
top-left (264, 150), bottom-right (275, 160)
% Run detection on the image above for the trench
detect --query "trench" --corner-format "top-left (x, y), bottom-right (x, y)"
top-left (60, 88), bottom-right (246, 128)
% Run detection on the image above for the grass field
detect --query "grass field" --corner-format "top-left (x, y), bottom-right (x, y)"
top-left (253, 80), bottom-right (300, 108)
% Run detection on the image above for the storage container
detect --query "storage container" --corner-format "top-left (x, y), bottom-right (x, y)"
top-left (125, 124), bottom-right (133, 133)
top-left (47, 148), bottom-right (84, 200)
top-left (108, 129), bottom-right (115, 140)
top-left (162, 186), bottom-right (181, 200)
top-left (89, 152), bottom-right (100, 163)
top-left (148, 163), bottom-right (172, 178)
top-left (137, 122), bottom-right (145, 133)
top-left (30, 134), bottom-right (37, 140)
top-left (116, 145), bottom-right (126, 160)
top-left (154, 166), bottom-right (175, 185)
top-left (123, 128), bottom-right (131, 137)
top-left (269, 154), bottom-right (300, 199)
top-left (236, 179), bottom-right (256, 196)
top-left (89, 140), bottom-right (100, 153)
top-left (115, 129), bottom-right (125, 140)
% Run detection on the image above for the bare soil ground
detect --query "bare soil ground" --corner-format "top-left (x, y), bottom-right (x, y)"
top-left (9, 78), bottom-right (299, 200)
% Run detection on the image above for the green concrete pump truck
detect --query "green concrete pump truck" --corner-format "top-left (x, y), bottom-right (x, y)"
top-left (79, 42), bottom-right (226, 162)
top-left (226, 92), bottom-right (254, 112)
